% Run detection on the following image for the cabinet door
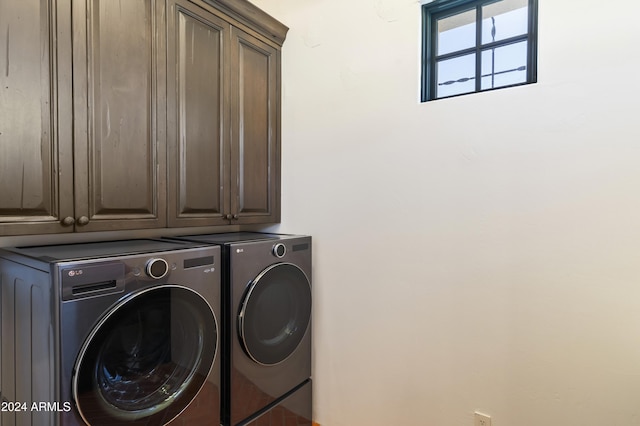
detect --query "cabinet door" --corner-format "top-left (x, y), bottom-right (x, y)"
top-left (167, 0), bottom-right (230, 227)
top-left (0, 0), bottom-right (74, 236)
top-left (71, 0), bottom-right (167, 232)
top-left (229, 28), bottom-right (281, 224)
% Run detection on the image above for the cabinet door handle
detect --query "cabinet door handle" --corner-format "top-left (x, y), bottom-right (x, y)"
top-left (61, 216), bottom-right (75, 226)
top-left (225, 214), bottom-right (233, 220)
top-left (232, 214), bottom-right (239, 220)
top-left (77, 216), bottom-right (90, 226)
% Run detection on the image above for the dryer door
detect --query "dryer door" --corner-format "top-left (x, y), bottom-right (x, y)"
top-left (73, 285), bottom-right (217, 425)
top-left (239, 263), bottom-right (312, 365)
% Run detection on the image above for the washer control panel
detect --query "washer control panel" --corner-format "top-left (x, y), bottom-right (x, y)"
top-left (146, 258), bottom-right (169, 279)
top-left (272, 243), bottom-right (287, 258)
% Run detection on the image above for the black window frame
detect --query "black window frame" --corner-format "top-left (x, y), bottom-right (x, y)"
top-left (421, 0), bottom-right (538, 102)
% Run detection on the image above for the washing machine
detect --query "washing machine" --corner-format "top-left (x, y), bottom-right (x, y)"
top-left (169, 233), bottom-right (312, 426)
top-left (0, 239), bottom-right (222, 426)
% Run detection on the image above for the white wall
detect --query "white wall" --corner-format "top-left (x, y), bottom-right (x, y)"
top-left (253, 0), bottom-right (640, 425)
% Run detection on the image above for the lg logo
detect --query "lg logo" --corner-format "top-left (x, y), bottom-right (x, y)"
top-left (67, 269), bottom-right (84, 277)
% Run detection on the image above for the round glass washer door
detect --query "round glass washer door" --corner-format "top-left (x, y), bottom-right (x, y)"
top-left (73, 285), bottom-right (217, 425)
top-left (239, 263), bottom-right (311, 366)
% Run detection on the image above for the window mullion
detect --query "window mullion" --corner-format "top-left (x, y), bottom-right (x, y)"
top-left (482, 34), bottom-right (529, 50)
top-left (475, 5), bottom-right (482, 92)
top-left (527, 0), bottom-right (538, 83)
top-left (434, 46), bottom-right (479, 62)
top-left (429, 11), bottom-right (438, 100)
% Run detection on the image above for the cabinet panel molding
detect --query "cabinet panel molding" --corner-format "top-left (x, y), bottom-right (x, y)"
top-left (230, 27), bottom-right (280, 224)
top-left (167, 0), bottom-right (230, 227)
top-left (0, 0), bottom-right (74, 235)
top-left (197, 0), bottom-right (288, 45)
top-left (72, 0), bottom-right (166, 231)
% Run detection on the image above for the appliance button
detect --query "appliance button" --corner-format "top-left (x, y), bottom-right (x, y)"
top-left (146, 258), bottom-right (169, 279)
top-left (272, 243), bottom-right (286, 258)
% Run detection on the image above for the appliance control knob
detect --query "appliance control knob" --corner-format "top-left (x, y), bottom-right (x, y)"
top-left (146, 258), bottom-right (169, 279)
top-left (272, 243), bottom-right (286, 258)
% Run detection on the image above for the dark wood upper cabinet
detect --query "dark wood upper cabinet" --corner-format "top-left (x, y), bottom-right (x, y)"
top-left (0, 0), bottom-right (74, 235)
top-left (0, 0), bottom-right (286, 236)
top-left (167, 0), bottom-right (230, 227)
top-left (168, 0), bottom-right (285, 227)
top-left (230, 27), bottom-right (280, 224)
top-left (71, 0), bottom-right (167, 232)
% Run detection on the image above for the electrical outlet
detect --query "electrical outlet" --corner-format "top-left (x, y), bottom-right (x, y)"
top-left (474, 412), bottom-right (492, 426)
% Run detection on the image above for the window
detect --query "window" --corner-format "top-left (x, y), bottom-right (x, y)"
top-left (421, 0), bottom-right (538, 101)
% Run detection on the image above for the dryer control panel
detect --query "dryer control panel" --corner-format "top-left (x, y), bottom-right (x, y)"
top-left (272, 243), bottom-right (287, 258)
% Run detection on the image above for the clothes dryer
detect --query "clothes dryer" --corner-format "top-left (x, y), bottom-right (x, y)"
top-left (0, 239), bottom-right (221, 426)
top-left (169, 233), bottom-right (312, 426)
